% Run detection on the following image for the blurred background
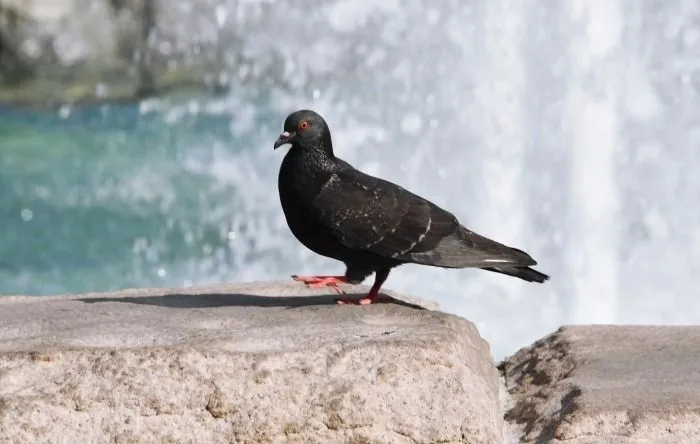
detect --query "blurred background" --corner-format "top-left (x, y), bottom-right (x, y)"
top-left (1, 0), bottom-right (698, 360)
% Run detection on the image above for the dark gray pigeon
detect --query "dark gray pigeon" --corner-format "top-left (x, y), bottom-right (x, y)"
top-left (274, 109), bottom-right (549, 304)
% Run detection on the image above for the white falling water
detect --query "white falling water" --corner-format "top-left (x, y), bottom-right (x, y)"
top-left (566, 0), bottom-right (623, 324)
top-left (472, 0), bottom-right (528, 304)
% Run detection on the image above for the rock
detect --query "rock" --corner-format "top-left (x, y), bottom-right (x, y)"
top-left (501, 325), bottom-right (700, 444)
top-left (0, 281), bottom-right (502, 444)
top-left (5, 287), bottom-right (700, 444)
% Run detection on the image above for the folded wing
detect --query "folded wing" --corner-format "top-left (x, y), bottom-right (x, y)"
top-left (311, 169), bottom-right (537, 268)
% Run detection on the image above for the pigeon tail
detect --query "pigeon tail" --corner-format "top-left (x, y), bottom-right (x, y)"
top-left (481, 266), bottom-right (550, 283)
top-left (401, 225), bottom-right (539, 269)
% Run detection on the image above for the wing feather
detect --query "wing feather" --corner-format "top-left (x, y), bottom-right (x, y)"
top-left (311, 170), bottom-right (456, 259)
top-left (311, 168), bottom-right (537, 268)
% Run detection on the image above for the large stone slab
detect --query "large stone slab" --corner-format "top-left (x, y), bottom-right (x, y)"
top-left (0, 282), bottom-right (501, 444)
top-left (501, 325), bottom-right (700, 444)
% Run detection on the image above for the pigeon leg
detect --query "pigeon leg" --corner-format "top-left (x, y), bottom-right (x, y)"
top-left (291, 275), bottom-right (348, 294)
top-left (336, 269), bottom-right (390, 305)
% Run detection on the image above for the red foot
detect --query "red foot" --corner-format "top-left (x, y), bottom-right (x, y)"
top-left (335, 268), bottom-right (391, 305)
top-left (291, 275), bottom-right (348, 295)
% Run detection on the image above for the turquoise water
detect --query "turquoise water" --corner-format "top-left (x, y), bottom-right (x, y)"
top-left (0, 96), bottom-right (285, 295)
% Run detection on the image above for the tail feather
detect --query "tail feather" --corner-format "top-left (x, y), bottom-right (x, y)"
top-left (401, 226), bottom-right (537, 268)
top-left (398, 225), bottom-right (551, 283)
top-left (482, 266), bottom-right (550, 283)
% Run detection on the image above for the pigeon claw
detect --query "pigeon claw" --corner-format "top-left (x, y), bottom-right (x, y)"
top-left (335, 296), bottom-right (375, 305)
top-left (335, 292), bottom-right (386, 305)
top-left (291, 275), bottom-right (348, 295)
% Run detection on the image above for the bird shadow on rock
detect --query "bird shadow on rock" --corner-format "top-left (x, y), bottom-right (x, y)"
top-left (77, 292), bottom-right (426, 310)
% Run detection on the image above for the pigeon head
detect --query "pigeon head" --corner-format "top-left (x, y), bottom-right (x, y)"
top-left (273, 109), bottom-right (332, 153)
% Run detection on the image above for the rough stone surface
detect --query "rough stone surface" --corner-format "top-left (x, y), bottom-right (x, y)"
top-left (0, 281), bottom-right (501, 444)
top-left (501, 325), bottom-right (700, 444)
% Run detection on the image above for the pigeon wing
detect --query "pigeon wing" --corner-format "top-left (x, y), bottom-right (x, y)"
top-left (310, 170), bottom-right (437, 256)
top-left (311, 169), bottom-right (533, 267)
top-left (310, 170), bottom-right (415, 257)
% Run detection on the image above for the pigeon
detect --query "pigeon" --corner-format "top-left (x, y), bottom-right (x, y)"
top-left (273, 109), bottom-right (549, 305)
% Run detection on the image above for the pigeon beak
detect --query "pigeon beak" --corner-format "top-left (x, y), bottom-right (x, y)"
top-left (273, 131), bottom-right (295, 150)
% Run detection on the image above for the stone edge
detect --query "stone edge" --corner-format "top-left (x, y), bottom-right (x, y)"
top-left (0, 281), bottom-right (440, 311)
top-left (498, 327), bottom-right (577, 443)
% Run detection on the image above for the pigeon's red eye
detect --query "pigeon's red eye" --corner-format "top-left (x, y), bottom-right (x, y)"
top-left (299, 120), bottom-right (310, 130)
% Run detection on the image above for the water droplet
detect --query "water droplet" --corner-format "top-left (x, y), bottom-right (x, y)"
top-left (20, 208), bottom-right (33, 221)
top-left (157, 268), bottom-right (166, 277)
top-left (227, 231), bottom-right (237, 240)
top-left (312, 89), bottom-right (321, 99)
top-left (132, 237), bottom-right (148, 254)
top-left (23, 39), bottom-right (41, 58)
top-left (95, 83), bottom-right (109, 98)
top-left (58, 106), bottom-right (71, 119)
top-left (215, 5), bottom-right (228, 27)
top-left (203, 244), bottom-right (213, 255)
top-left (159, 41), bottom-right (172, 56)
top-left (400, 113), bottom-right (423, 134)
top-left (35, 186), bottom-right (50, 199)
top-left (426, 9), bottom-right (440, 25)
